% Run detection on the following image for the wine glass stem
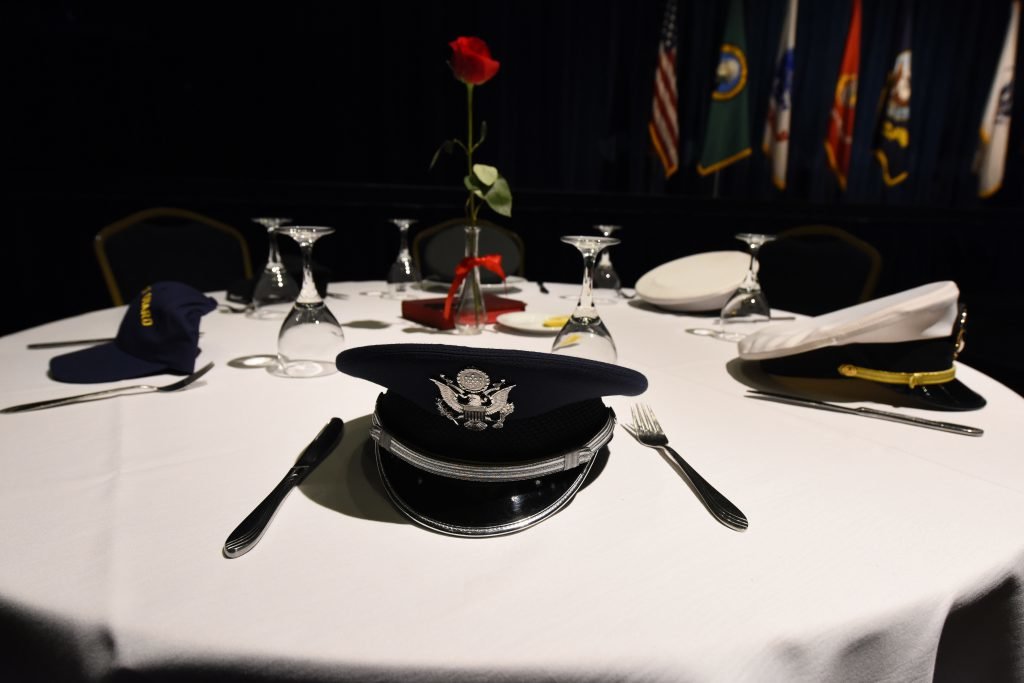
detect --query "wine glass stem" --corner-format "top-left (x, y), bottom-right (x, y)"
top-left (576, 251), bottom-right (598, 319)
top-left (397, 225), bottom-right (411, 258)
top-left (297, 243), bottom-right (321, 304)
top-left (741, 244), bottom-right (762, 290)
top-left (267, 229), bottom-right (283, 266)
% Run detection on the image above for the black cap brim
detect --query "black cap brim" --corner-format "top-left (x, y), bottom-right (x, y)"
top-left (727, 359), bottom-right (987, 412)
top-left (375, 443), bottom-right (606, 537)
top-left (889, 379), bottom-right (987, 411)
top-left (49, 342), bottom-right (171, 384)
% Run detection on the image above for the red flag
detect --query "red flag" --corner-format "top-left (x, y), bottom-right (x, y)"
top-left (824, 0), bottom-right (862, 190)
top-left (649, 0), bottom-right (679, 178)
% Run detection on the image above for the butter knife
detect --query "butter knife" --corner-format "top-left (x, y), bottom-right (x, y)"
top-left (223, 417), bottom-right (345, 558)
top-left (28, 332), bottom-right (203, 349)
top-left (745, 390), bottom-right (983, 437)
top-left (27, 337), bottom-right (115, 349)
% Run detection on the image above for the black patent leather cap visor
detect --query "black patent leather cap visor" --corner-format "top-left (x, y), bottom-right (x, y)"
top-left (890, 379), bottom-right (986, 412)
top-left (376, 444), bottom-right (605, 538)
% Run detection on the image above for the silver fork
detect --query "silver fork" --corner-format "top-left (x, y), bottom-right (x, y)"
top-left (1, 362), bottom-right (215, 414)
top-left (626, 403), bottom-right (748, 531)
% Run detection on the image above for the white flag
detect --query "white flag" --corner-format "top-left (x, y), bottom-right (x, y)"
top-left (762, 0), bottom-right (798, 190)
top-left (975, 0), bottom-right (1019, 198)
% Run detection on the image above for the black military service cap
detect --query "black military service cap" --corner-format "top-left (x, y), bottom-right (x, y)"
top-left (336, 343), bottom-right (648, 537)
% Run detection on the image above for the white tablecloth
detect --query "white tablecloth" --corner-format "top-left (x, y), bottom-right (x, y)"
top-left (2, 281), bottom-right (1023, 682)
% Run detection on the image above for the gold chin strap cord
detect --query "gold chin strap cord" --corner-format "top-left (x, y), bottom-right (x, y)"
top-left (837, 364), bottom-right (956, 389)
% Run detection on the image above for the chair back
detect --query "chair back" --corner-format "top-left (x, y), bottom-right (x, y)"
top-left (759, 225), bottom-right (882, 316)
top-left (412, 218), bottom-right (524, 284)
top-left (95, 207), bottom-right (253, 305)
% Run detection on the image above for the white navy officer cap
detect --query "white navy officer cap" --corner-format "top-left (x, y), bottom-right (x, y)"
top-left (738, 281), bottom-right (985, 411)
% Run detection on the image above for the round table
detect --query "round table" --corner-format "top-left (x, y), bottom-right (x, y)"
top-left (2, 280), bottom-right (1022, 682)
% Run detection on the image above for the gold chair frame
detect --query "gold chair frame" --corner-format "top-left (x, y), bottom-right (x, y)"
top-left (95, 207), bottom-right (253, 306)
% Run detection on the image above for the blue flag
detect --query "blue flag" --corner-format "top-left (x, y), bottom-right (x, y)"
top-left (762, 0), bottom-right (798, 190)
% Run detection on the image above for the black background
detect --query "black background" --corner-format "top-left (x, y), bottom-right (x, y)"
top-left (7, 0), bottom-right (1024, 393)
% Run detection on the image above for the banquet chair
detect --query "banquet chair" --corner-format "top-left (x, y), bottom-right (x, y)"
top-left (95, 207), bottom-right (254, 306)
top-left (758, 224), bottom-right (882, 316)
top-left (412, 218), bottom-right (525, 285)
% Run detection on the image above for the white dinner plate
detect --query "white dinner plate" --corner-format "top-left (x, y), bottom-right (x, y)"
top-left (635, 251), bottom-right (750, 311)
top-left (495, 312), bottom-right (568, 335)
top-left (421, 275), bottom-right (526, 293)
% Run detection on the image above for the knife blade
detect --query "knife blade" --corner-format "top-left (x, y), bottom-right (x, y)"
top-left (745, 390), bottom-right (983, 437)
top-left (28, 332), bottom-right (203, 349)
top-left (223, 417), bottom-right (345, 558)
top-left (27, 337), bottom-right (116, 349)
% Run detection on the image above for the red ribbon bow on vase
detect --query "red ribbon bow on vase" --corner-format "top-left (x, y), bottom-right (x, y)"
top-left (443, 254), bottom-right (506, 319)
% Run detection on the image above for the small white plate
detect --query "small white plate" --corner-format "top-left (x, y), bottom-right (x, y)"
top-left (635, 251), bottom-right (750, 311)
top-left (495, 312), bottom-right (568, 335)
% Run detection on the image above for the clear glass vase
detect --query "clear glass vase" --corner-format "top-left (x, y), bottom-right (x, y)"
top-left (454, 224), bottom-right (486, 334)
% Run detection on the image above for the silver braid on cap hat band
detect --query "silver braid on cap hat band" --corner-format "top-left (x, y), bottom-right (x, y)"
top-left (369, 409), bottom-right (616, 483)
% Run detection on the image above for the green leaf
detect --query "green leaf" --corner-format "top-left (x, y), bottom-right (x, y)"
top-left (463, 175), bottom-right (485, 198)
top-left (429, 139), bottom-right (456, 170)
top-left (472, 163), bottom-right (499, 187)
top-left (477, 120), bottom-right (488, 148)
top-left (484, 176), bottom-right (512, 217)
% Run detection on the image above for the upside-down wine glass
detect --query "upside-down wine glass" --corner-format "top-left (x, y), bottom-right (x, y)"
top-left (272, 226), bottom-right (345, 378)
top-left (551, 235), bottom-right (619, 363)
top-left (592, 224), bottom-right (622, 291)
top-left (386, 218), bottom-right (421, 299)
top-left (250, 217), bottom-right (299, 318)
top-left (714, 232), bottom-right (776, 341)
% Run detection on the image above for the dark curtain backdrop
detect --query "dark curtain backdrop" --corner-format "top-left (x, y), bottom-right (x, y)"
top-left (9, 0), bottom-right (1023, 206)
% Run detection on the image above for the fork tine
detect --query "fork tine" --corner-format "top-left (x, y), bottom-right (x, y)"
top-left (630, 403), bottom-right (642, 433)
top-left (643, 405), bottom-right (659, 432)
top-left (640, 403), bottom-right (663, 433)
top-left (634, 403), bottom-right (651, 435)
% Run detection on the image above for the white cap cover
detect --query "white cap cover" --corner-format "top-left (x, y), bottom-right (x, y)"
top-left (739, 281), bottom-right (960, 361)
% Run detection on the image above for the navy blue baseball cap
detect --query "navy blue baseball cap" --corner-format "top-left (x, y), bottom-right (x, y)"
top-left (50, 281), bottom-right (217, 384)
top-left (337, 343), bottom-right (648, 537)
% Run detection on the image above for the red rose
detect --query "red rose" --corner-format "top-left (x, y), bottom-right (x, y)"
top-left (449, 36), bottom-right (500, 86)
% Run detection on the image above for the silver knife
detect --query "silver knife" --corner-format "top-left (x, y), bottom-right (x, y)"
top-left (223, 417), bottom-right (345, 558)
top-left (27, 337), bottom-right (115, 349)
top-left (27, 332), bottom-right (203, 349)
top-left (746, 390), bottom-right (983, 437)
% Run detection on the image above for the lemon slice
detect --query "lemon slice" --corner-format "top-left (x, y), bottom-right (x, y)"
top-left (543, 315), bottom-right (569, 328)
top-left (552, 334), bottom-right (581, 349)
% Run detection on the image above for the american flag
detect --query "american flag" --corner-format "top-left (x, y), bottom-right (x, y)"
top-left (649, 0), bottom-right (679, 178)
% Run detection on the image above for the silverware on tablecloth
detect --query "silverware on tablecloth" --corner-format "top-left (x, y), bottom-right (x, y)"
top-left (1, 362), bottom-right (214, 414)
top-left (27, 337), bottom-right (116, 349)
top-left (719, 316), bottom-right (797, 323)
top-left (625, 403), bottom-right (748, 531)
top-left (745, 390), bottom-right (984, 437)
top-left (27, 332), bottom-right (205, 350)
top-left (223, 417), bottom-right (345, 558)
